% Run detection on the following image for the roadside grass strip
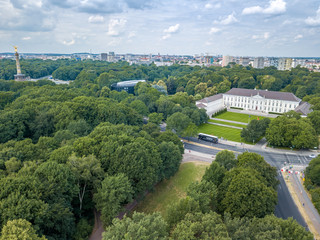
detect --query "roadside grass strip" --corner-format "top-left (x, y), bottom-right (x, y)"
top-left (214, 111), bottom-right (268, 123)
top-left (208, 119), bottom-right (247, 128)
top-left (134, 162), bottom-right (209, 216)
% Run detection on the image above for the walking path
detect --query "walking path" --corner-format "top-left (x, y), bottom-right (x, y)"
top-left (207, 121), bottom-right (243, 130)
top-left (228, 108), bottom-right (279, 118)
top-left (283, 171), bottom-right (320, 239)
top-left (211, 118), bottom-right (248, 125)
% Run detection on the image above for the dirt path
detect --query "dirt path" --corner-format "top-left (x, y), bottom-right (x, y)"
top-left (89, 210), bottom-right (104, 240)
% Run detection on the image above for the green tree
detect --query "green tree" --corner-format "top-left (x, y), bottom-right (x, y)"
top-left (148, 112), bottom-right (163, 125)
top-left (170, 212), bottom-right (230, 240)
top-left (0, 219), bottom-right (47, 240)
top-left (167, 112), bottom-right (192, 135)
top-left (237, 152), bottom-right (279, 189)
top-left (166, 197), bottom-right (201, 228)
top-left (129, 100), bottom-right (149, 116)
top-left (93, 174), bottom-right (133, 226)
top-left (5, 157), bottom-right (22, 173)
top-left (202, 161), bottom-right (227, 187)
top-left (305, 156), bottom-right (320, 186)
top-left (308, 110), bottom-right (320, 134)
top-left (158, 141), bottom-right (182, 180)
top-left (215, 150), bottom-right (237, 170)
top-left (67, 154), bottom-right (104, 215)
top-left (221, 170), bottom-right (277, 218)
top-left (103, 212), bottom-right (168, 240)
top-left (187, 180), bottom-right (218, 212)
top-left (249, 215), bottom-right (313, 240)
top-left (181, 123), bottom-right (198, 140)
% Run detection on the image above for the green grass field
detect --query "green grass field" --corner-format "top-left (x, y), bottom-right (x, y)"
top-left (214, 111), bottom-right (267, 123)
top-left (134, 162), bottom-right (210, 216)
top-left (198, 123), bottom-right (243, 142)
top-left (208, 119), bottom-right (246, 128)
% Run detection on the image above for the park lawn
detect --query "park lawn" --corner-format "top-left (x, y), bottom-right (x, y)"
top-left (198, 123), bottom-right (243, 142)
top-left (208, 119), bottom-right (246, 128)
top-left (134, 162), bottom-right (210, 217)
top-left (214, 111), bottom-right (268, 123)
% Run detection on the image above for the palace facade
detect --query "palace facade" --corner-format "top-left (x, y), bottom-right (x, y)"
top-left (196, 88), bottom-right (311, 116)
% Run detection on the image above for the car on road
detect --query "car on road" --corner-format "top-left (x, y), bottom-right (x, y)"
top-left (309, 154), bottom-right (317, 158)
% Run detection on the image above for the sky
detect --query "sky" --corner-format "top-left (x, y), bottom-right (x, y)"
top-left (0, 0), bottom-right (320, 57)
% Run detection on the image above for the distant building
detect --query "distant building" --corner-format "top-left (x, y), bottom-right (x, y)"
top-left (111, 80), bottom-right (146, 94)
top-left (267, 57), bottom-right (279, 68)
top-left (101, 53), bottom-right (108, 61)
top-left (196, 88), bottom-right (311, 116)
top-left (278, 58), bottom-right (293, 71)
top-left (253, 57), bottom-right (264, 69)
top-left (222, 55), bottom-right (234, 67)
top-left (107, 52), bottom-right (115, 62)
top-left (239, 57), bottom-right (250, 67)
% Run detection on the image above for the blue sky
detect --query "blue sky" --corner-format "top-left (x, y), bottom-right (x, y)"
top-left (1, 0), bottom-right (320, 56)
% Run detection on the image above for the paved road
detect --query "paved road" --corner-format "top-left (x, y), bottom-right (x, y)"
top-left (183, 139), bottom-right (310, 228)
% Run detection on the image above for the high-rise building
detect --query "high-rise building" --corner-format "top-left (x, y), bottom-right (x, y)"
top-left (222, 55), bottom-right (234, 67)
top-left (267, 57), bottom-right (278, 68)
top-left (101, 53), bottom-right (108, 61)
top-left (107, 52), bottom-right (115, 62)
top-left (278, 58), bottom-right (292, 71)
top-left (253, 57), bottom-right (264, 69)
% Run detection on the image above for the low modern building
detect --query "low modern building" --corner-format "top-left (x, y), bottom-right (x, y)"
top-left (111, 80), bottom-right (146, 94)
top-left (196, 88), bottom-right (312, 116)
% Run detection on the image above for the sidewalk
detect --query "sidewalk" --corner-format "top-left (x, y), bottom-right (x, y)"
top-left (283, 171), bottom-right (320, 239)
top-left (207, 121), bottom-right (243, 130)
top-left (183, 149), bottom-right (214, 163)
top-left (210, 117), bottom-right (248, 125)
top-left (228, 108), bottom-right (279, 118)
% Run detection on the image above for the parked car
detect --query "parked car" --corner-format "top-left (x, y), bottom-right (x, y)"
top-left (309, 154), bottom-right (317, 158)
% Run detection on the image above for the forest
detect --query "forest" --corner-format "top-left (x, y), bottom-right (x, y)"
top-left (0, 59), bottom-right (318, 239)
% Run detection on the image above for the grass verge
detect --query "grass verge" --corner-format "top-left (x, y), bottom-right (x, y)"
top-left (134, 162), bottom-right (209, 216)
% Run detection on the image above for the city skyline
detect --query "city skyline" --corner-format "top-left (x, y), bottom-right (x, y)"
top-left (1, 0), bottom-right (320, 57)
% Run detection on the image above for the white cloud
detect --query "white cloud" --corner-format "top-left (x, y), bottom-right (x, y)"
top-left (63, 39), bottom-right (75, 45)
top-left (128, 31), bottom-right (136, 38)
top-left (88, 15), bottom-right (104, 23)
top-left (294, 34), bottom-right (303, 41)
top-left (162, 24), bottom-right (180, 40)
top-left (164, 24), bottom-right (180, 33)
top-left (205, 3), bottom-right (221, 9)
top-left (22, 36), bottom-right (31, 40)
top-left (209, 27), bottom-right (221, 34)
top-left (214, 12), bottom-right (238, 25)
top-left (242, 0), bottom-right (286, 15)
top-left (107, 18), bottom-right (127, 36)
top-left (305, 7), bottom-right (320, 26)
top-left (162, 34), bottom-right (171, 40)
top-left (242, 6), bottom-right (263, 15)
top-left (252, 32), bottom-right (270, 40)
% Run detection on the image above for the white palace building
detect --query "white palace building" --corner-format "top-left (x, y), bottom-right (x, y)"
top-left (196, 88), bottom-right (311, 116)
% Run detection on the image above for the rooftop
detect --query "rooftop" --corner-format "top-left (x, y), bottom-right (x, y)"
top-left (114, 79), bottom-right (146, 87)
top-left (224, 88), bottom-right (301, 102)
